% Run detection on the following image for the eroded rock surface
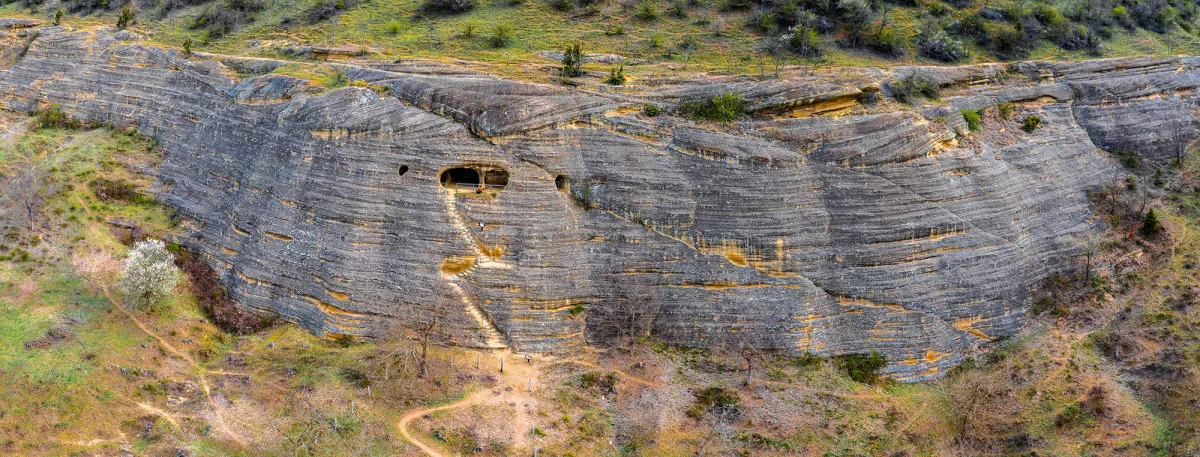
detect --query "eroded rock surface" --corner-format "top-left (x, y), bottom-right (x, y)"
top-left (2, 27), bottom-right (1195, 380)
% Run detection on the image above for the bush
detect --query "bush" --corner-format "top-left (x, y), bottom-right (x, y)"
top-left (116, 7), bottom-right (135, 29)
top-left (679, 92), bottom-right (745, 122)
top-left (961, 108), bottom-right (983, 132)
top-left (324, 70), bottom-right (348, 88)
top-left (489, 25), bottom-right (513, 48)
top-left (120, 239), bottom-right (182, 310)
top-left (34, 103), bottom-right (81, 130)
top-left (794, 351), bottom-right (822, 370)
top-left (579, 371), bottom-right (619, 390)
top-left (421, 0), bottom-right (474, 14)
top-left (868, 26), bottom-right (907, 57)
top-left (1022, 115), bottom-right (1042, 133)
top-left (1142, 209), bottom-right (1163, 237)
top-left (460, 22), bottom-right (478, 38)
top-left (173, 246), bottom-right (276, 334)
top-left (635, 2), bottom-right (658, 20)
top-left (837, 350), bottom-right (886, 384)
top-left (890, 74), bottom-right (940, 104)
top-left (787, 25), bottom-right (822, 58)
top-left (949, 12), bottom-right (988, 43)
top-left (561, 42), bottom-right (584, 78)
top-left (190, 0), bottom-right (263, 39)
top-left (916, 29), bottom-right (969, 62)
top-left (720, 0), bottom-right (753, 11)
top-left (997, 102), bottom-right (1014, 119)
top-left (668, 1), bottom-right (686, 18)
top-left (304, 0), bottom-right (358, 24)
top-left (641, 104), bottom-right (661, 116)
top-left (182, 37), bottom-right (193, 57)
top-left (927, 1), bottom-right (949, 16)
top-left (90, 178), bottom-right (145, 203)
top-left (604, 65), bottom-right (626, 85)
top-left (987, 22), bottom-right (1029, 59)
top-left (686, 386), bottom-right (740, 420)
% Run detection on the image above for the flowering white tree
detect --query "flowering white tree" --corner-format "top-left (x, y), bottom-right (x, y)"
top-left (119, 239), bottom-right (181, 310)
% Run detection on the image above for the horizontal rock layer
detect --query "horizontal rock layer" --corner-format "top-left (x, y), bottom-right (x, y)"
top-left (2, 27), bottom-right (1195, 380)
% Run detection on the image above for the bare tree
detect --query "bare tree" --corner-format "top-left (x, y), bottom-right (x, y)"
top-left (947, 369), bottom-right (1023, 452)
top-left (695, 403), bottom-right (739, 456)
top-left (1169, 121), bottom-right (1199, 168)
top-left (403, 289), bottom-right (459, 379)
top-left (721, 325), bottom-right (772, 386)
top-left (1, 156), bottom-right (54, 234)
top-left (590, 282), bottom-right (659, 351)
top-left (1078, 233), bottom-right (1100, 284)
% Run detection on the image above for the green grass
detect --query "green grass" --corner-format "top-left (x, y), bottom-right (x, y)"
top-left (6, 0), bottom-right (1200, 83)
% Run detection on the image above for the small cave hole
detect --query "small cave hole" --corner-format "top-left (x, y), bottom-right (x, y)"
top-left (398, 165), bottom-right (410, 176)
top-left (555, 175), bottom-right (570, 192)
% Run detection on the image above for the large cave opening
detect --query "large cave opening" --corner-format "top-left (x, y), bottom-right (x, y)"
top-left (440, 167), bottom-right (480, 188)
top-left (440, 166), bottom-right (508, 196)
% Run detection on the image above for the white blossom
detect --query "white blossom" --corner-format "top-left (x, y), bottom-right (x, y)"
top-left (119, 239), bottom-right (181, 310)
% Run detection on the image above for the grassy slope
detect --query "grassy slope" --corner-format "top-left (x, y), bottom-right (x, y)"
top-left (0, 117), bottom-right (480, 456)
top-left (5, 0), bottom-right (1200, 82)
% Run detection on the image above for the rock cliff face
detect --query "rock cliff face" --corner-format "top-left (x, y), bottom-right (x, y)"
top-left (3, 26), bottom-right (1196, 380)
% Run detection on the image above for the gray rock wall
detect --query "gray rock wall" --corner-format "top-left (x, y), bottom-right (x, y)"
top-left (2, 27), bottom-right (1196, 380)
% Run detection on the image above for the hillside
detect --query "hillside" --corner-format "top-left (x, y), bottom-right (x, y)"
top-left (3, 0), bottom-right (1200, 80)
top-left (1, 111), bottom-right (1197, 455)
top-left (1, 10), bottom-right (1200, 457)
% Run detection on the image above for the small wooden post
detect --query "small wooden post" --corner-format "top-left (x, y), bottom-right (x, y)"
top-left (500, 358), bottom-right (504, 373)
top-left (476, 355), bottom-right (480, 369)
top-left (528, 378), bottom-right (532, 392)
top-left (350, 400), bottom-right (355, 415)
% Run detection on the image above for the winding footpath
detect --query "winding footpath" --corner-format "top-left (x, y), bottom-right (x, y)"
top-left (396, 355), bottom-right (662, 457)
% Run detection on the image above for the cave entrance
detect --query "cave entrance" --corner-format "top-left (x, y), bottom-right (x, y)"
top-left (441, 167), bottom-right (480, 188)
top-left (555, 175), bottom-right (570, 192)
top-left (440, 166), bottom-right (507, 196)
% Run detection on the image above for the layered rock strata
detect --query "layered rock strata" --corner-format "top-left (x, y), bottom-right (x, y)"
top-left (2, 26), bottom-right (1195, 380)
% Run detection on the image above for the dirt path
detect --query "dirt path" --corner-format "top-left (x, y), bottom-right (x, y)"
top-left (97, 283), bottom-right (249, 446)
top-left (73, 192), bottom-right (250, 447)
top-left (397, 351), bottom-right (558, 457)
top-left (398, 353), bottom-right (672, 457)
top-left (397, 389), bottom-right (492, 457)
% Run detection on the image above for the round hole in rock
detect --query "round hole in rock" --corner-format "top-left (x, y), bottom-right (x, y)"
top-left (555, 175), bottom-right (570, 192)
top-left (398, 165), bottom-right (410, 176)
top-left (440, 167), bottom-right (479, 188)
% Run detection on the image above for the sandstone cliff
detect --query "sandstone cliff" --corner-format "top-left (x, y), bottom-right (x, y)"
top-left (2, 25), bottom-right (1194, 380)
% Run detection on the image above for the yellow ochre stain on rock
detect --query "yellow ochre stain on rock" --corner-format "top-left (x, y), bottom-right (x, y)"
top-left (953, 315), bottom-right (995, 341)
top-left (264, 231), bottom-right (293, 241)
top-left (441, 256), bottom-right (478, 275)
